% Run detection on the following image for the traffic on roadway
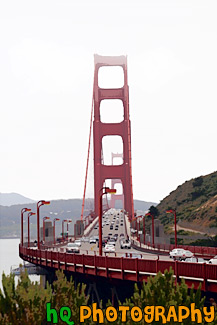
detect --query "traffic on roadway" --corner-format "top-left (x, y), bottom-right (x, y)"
top-left (62, 209), bottom-right (172, 261)
top-left (60, 209), bottom-right (213, 264)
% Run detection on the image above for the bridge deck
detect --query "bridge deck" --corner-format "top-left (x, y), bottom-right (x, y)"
top-left (19, 245), bottom-right (217, 293)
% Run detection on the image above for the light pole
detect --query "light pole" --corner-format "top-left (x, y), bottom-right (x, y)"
top-left (137, 216), bottom-right (142, 242)
top-left (99, 187), bottom-right (116, 256)
top-left (166, 209), bottom-right (177, 248)
top-left (67, 219), bottom-right (72, 241)
top-left (21, 208), bottom-right (31, 246)
top-left (43, 216), bottom-right (50, 243)
top-left (145, 212), bottom-right (155, 248)
top-left (37, 200), bottom-right (50, 249)
top-left (28, 212), bottom-right (36, 247)
top-left (143, 215), bottom-right (146, 245)
top-left (53, 218), bottom-right (60, 245)
top-left (62, 219), bottom-right (68, 241)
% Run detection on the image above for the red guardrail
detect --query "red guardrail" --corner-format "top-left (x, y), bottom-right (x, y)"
top-left (132, 240), bottom-right (217, 258)
top-left (19, 245), bottom-right (217, 292)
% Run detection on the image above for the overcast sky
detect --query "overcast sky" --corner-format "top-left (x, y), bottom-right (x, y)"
top-left (1, 0), bottom-right (217, 205)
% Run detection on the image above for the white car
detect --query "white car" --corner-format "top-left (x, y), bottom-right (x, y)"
top-left (169, 248), bottom-right (193, 260)
top-left (89, 237), bottom-right (97, 244)
top-left (104, 244), bottom-right (115, 253)
top-left (66, 243), bottom-right (80, 253)
top-left (207, 256), bottom-right (217, 264)
top-left (182, 257), bottom-right (205, 263)
top-left (120, 239), bottom-right (131, 249)
top-left (74, 240), bottom-right (81, 247)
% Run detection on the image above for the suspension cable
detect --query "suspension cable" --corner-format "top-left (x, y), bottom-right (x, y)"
top-left (80, 81), bottom-right (94, 220)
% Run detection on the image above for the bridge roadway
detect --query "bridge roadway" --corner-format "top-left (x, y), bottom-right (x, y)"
top-left (63, 209), bottom-right (171, 261)
top-left (19, 209), bottom-right (217, 293)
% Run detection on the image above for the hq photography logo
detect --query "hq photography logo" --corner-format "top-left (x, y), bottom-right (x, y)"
top-left (46, 302), bottom-right (215, 324)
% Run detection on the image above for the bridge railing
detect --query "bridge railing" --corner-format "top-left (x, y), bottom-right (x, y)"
top-left (131, 239), bottom-right (217, 258)
top-left (19, 245), bottom-right (217, 284)
top-left (125, 214), bottom-right (217, 258)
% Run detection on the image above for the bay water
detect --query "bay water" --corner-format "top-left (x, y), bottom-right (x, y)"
top-left (0, 238), bottom-right (40, 291)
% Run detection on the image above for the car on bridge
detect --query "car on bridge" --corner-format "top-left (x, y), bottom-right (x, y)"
top-left (97, 240), bottom-right (106, 248)
top-left (169, 248), bottom-right (193, 260)
top-left (66, 243), bottom-right (80, 253)
top-left (123, 253), bottom-right (142, 259)
top-left (207, 256), bottom-right (217, 264)
top-left (120, 239), bottom-right (131, 249)
top-left (182, 257), bottom-right (206, 263)
top-left (89, 237), bottom-right (97, 244)
top-left (108, 239), bottom-right (116, 246)
top-left (74, 240), bottom-right (82, 247)
top-left (104, 244), bottom-right (115, 253)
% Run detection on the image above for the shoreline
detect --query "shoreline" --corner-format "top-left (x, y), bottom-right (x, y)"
top-left (0, 237), bottom-right (20, 240)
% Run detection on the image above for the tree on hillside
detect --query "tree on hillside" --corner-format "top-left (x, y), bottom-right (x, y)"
top-left (149, 205), bottom-right (159, 217)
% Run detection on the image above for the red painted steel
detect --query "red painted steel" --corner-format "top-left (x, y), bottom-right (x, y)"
top-left (132, 239), bottom-right (217, 259)
top-left (93, 54), bottom-right (134, 219)
top-left (19, 245), bottom-right (217, 292)
top-left (123, 258), bottom-right (137, 271)
top-left (110, 153), bottom-right (124, 209)
top-left (96, 256), bottom-right (106, 268)
top-left (107, 256), bottom-right (121, 269)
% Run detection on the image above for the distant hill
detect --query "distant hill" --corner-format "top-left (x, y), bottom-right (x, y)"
top-left (0, 193), bottom-right (36, 206)
top-left (156, 171), bottom-right (217, 235)
top-left (134, 199), bottom-right (157, 213)
top-left (0, 197), bottom-right (156, 238)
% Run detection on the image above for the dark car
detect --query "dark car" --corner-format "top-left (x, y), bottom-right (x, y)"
top-left (97, 240), bottom-right (106, 248)
top-left (108, 239), bottom-right (116, 246)
top-left (123, 253), bottom-right (142, 258)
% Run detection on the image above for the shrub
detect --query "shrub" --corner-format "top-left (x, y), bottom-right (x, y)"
top-left (192, 177), bottom-right (203, 188)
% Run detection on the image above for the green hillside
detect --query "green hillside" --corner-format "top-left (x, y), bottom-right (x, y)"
top-left (157, 171), bottom-right (217, 234)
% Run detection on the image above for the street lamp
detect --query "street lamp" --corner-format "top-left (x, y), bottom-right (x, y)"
top-left (145, 212), bottom-right (155, 248)
top-left (43, 216), bottom-right (50, 243)
top-left (137, 216), bottom-right (142, 242)
top-left (62, 219), bottom-right (68, 241)
top-left (99, 187), bottom-right (116, 256)
top-left (37, 200), bottom-right (50, 249)
top-left (53, 218), bottom-right (60, 245)
top-left (166, 209), bottom-right (177, 248)
top-left (67, 219), bottom-right (72, 241)
top-left (21, 208), bottom-right (31, 246)
top-left (28, 212), bottom-right (36, 247)
top-left (143, 215), bottom-right (146, 245)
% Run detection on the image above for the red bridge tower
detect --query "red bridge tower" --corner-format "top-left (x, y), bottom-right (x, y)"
top-left (93, 54), bottom-right (134, 219)
top-left (110, 153), bottom-right (124, 209)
